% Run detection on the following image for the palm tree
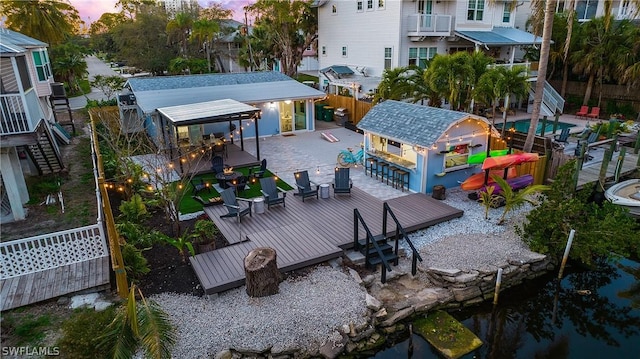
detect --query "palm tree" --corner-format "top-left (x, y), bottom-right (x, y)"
top-left (51, 43), bottom-right (88, 93)
top-left (373, 67), bottom-right (412, 104)
top-left (167, 12), bottom-right (194, 57)
top-left (491, 175), bottom-right (549, 225)
top-left (496, 66), bottom-right (531, 137)
top-left (191, 19), bottom-right (220, 72)
top-left (475, 68), bottom-right (506, 126)
top-left (99, 284), bottom-right (176, 359)
top-left (1, 0), bottom-right (82, 45)
top-left (523, 0), bottom-right (555, 153)
top-left (424, 52), bottom-right (474, 111)
top-left (406, 66), bottom-right (440, 107)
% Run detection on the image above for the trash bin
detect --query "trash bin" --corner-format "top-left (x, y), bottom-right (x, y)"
top-left (320, 184), bottom-right (330, 199)
top-left (323, 106), bottom-right (334, 122)
top-left (315, 103), bottom-right (327, 121)
top-left (432, 185), bottom-right (446, 200)
top-left (253, 198), bottom-right (265, 214)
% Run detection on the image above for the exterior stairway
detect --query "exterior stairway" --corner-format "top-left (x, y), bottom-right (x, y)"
top-left (528, 80), bottom-right (565, 117)
top-left (26, 121), bottom-right (64, 175)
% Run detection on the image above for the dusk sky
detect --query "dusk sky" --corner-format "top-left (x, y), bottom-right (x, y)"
top-left (69, 0), bottom-right (254, 24)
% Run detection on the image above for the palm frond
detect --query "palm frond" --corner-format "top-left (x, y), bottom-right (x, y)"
top-left (137, 289), bottom-right (177, 359)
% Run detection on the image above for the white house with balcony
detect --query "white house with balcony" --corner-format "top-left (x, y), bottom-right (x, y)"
top-left (315, 0), bottom-right (563, 115)
top-left (0, 28), bottom-right (64, 223)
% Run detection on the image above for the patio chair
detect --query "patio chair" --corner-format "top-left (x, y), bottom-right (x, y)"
top-left (575, 105), bottom-right (589, 119)
top-left (228, 175), bottom-right (248, 196)
top-left (294, 170), bottom-right (319, 202)
top-left (575, 128), bottom-right (601, 161)
top-left (259, 177), bottom-right (286, 209)
top-left (332, 167), bottom-right (352, 197)
top-left (553, 128), bottom-right (570, 143)
top-left (211, 155), bottom-right (224, 174)
top-left (586, 107), bottom-right (600, 119)
top-left (219, 188), bottom-right (252, 223)
top-left (190, 178), bottom-right (211, 195)
top-left (249, 159), bottom-right (267, 181)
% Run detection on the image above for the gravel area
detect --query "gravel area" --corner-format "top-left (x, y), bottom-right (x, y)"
top-left (151, 266), bottom-right (369, 358)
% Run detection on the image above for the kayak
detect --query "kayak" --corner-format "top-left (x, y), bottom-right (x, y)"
top-left (460, 167), bottom-right (518, 191)
top-left (480, 174), bottom-right (534, 195)
top-left (481, 153), bottom-right (539, 170)
top-left (467, 149), bottom-right (510, 165)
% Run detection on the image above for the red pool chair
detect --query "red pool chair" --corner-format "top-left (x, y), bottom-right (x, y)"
top-left (575, 105), bottom-right (589, 119)
top-left (586, 107), bottom-right (600, 119)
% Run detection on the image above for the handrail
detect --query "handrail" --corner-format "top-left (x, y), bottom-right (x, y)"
top-left (353, 208), bottom-right (393, 283)
top-left (383, 202), bottom-right (423, 276)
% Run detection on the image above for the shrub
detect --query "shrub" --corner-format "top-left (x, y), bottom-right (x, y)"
top-left (116, 221), bottom-right (167, 248)
top-left (121, 243), bottom-right (150, 282)
top-left (516, 162), bottom-right (640, 266)
top-left (118, 193), bottom-right (148, 223)
top-left (57, 306), bottom-right (116, 359)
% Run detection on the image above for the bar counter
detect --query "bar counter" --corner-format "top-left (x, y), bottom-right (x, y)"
top-left (367, 151), bottom-right (416, 170)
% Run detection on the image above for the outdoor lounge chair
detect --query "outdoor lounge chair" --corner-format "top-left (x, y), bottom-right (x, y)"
top-left (332, 167), bottom-right (352, 197)
top-left (190, 178), bottom-right (211, 195)
top-left (249, 159), bottom-right (267, 181)
top-left (228, 175), bottom-right (248, 196)
top-left (219, 188), bottom-right (252, 223)
top-left (294, 170), bottom-right (319, 202)
top-left (259, 177), bottom-right (286, 209)
top-left (553, 128), bottom-right (570, 143)
top-left (586, 107), bottom-right (600, 119)
top-left (211, 155), bottom-right (224, 174)
top-left (575, 105), bottom-right (589, 119)
top-left (575, 128), bottom-right (601, 161)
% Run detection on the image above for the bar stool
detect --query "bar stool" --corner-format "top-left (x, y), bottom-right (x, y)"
top-left (387, 166), bottom-right (399, 187)
top-left (378, 161), bottom-right (389, 182)
top-left (366, 158), bottom-right (379, 178)
top-left (395, 169), bottom-right (410, 192)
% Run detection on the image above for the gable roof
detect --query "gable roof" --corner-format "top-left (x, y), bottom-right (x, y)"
top-left (357, 100), bottom-right (493, 148)
top-left (0, 28), bottom-right (47, 54)
top-left (127, 71), bottom-right (326, 114)
top-left (455, 27), bottom-right (545, 46)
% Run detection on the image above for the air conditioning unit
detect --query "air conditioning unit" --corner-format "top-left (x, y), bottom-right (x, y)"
top-left (118, 94), bottom-right (136, 105)
top-left (50, 82), bottom-right (66, 98)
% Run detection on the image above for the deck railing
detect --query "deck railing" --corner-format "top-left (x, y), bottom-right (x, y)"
top-left (0, 91), bottom-right (42, 135)
top-left (0, 224), bottom-right (108, 279)
top-left (382, 202), bottom-right (423, 276)
top-left (406, 14), bottom-right (453, 36)
top-left (353, 208), bottom-right (393, 283)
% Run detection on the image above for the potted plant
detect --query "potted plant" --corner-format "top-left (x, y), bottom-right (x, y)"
top-left (192, 219), bottom-right (219, 253)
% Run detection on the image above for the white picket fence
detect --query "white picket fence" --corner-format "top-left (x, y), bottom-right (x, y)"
top-left (0, 224), bottom-right (108, 279)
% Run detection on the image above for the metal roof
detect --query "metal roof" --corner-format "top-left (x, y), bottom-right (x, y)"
top-left (320, 65), bottom-right (354, 75)
top-left (127, 71), bottom-right (326, 114)
top-left (357, 100), bottom-right (493, 148)
top-left (455, 27), bottom-right (544, 46)
top-left (0, 27), bottom-right (48, 50)
top-left (157, 99), bottom-right (260, 126)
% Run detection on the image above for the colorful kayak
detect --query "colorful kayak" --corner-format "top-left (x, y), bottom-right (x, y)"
top-left (467, 149), bottom-right (510, 165)
top-left (461, 167), bottom-right (518, 191)
top-left (480, 174), bottom-right (534, 195)
top-left (481, 153), bottom-right (539, 170)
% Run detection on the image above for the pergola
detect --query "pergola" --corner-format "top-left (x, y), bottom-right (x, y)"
top-left (157, 99), bottom-right (262, 162)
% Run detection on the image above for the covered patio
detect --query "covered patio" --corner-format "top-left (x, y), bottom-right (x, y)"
top-left (156, 99), bottom-right (262, 175)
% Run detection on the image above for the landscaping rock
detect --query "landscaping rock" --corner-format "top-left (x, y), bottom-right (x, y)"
top-left (365, 294), bottom-right (382, 311)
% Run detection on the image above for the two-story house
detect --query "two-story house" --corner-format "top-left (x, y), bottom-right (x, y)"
top-left (514, 0), bottom-right (640, 28)
top-left (316, 0), bottom-right (563, 115)
top-left (1, 28), bottom-right (64, 223)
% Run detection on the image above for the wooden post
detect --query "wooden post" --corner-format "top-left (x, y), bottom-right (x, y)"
top-left (614, 147), bottom-right (626, 182)
top-left (244, 247), bottom-right (280, 297)
top-left (540, 116), bottom-right (547, 136)
top-left (597, 148), bottom-right (612, 192)
top-left (493, 267), bottom-right (503, 306)
top-left (558, 229), bottom-right (575, 279)
top-left (552, 113), bottom-right (560, 134)
top-left (634, 130), bottom-right (640, 154)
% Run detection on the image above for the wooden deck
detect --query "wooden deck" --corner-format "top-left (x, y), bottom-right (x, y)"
top-left (0, 257), bottom-right (110, 311)
top-left (179, 143), bottom-right (261, 176)
top-left (577, 150), bottom-right (639, 190)
top-left (191, 187), bottom-right (464, 295)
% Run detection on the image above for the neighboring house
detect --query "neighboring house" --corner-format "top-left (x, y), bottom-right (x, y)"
top-left (315, 0), bottom-right (563, 115)
top-left (119, 71), bottom-right (326, 151)
top-left (0, 28), bottom-right (64, 223)
top-left (298, 44), bottom-right (320, 73)
top-left (357, 100), bottom-right (500, 193)
top-left (212, 19), bottom-right (247, 73)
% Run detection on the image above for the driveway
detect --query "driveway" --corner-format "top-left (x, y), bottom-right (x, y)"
top-left (68, 55), bottom-right (123, 109)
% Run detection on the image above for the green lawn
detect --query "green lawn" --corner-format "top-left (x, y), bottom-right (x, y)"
top-left (179, 167), bottom-right (293, 214)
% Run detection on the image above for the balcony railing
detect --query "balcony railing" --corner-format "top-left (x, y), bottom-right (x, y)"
top-left (0, 90), bottom-right (42, 135)
top-left (407, 14), bottom-right (453, 38)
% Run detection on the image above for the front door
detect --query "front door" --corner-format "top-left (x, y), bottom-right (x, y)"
top-left (418, 0), bottom-right (433, 29)
top-left (279, 100), bottom-right (307, 134)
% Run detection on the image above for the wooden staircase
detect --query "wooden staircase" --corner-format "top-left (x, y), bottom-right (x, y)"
top-left (26, 121), bottom-right (64, 175)
top-left (354, 203), bottom-right (422, 283)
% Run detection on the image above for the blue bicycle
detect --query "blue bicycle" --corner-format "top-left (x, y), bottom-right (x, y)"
top-left (337, 146), bottom-right (365, 167)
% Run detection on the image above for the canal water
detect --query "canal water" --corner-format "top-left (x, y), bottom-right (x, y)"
top-left (370, 258), bottom-right (640, 358)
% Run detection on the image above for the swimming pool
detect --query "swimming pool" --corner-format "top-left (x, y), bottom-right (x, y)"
top-left (497, 119), bottom-right (576, 135)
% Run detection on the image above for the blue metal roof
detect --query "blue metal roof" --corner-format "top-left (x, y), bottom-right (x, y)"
top-left (456, 27), bottom-right (544, 46)
top-left (357, 101), bottom-right (478, 148)
top-left (126, 71), bottom-right (293, 92)
top-left (320, 65), bottom-right (354, 75)
top-left (0, 27), bottom-right (48, 50)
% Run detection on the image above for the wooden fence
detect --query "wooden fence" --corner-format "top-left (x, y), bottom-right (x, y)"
top-left (323, 94), bottom-right (373, 125)
top-left (489, 136), bottom-right (549, 185)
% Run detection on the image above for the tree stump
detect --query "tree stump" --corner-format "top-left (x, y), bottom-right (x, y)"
top-left (432, 185), bottom-right (446, 200)
top-left (244, 247), bottom-right (280, 297)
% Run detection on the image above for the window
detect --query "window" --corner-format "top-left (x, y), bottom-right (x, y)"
top-left (332, 5), bottom-right (337, 14)
top-left (367, 0), bottom-right (373, 10)
top-left (377, 0), bottom-right (385, 9)
top-left (322, 46), bottom-right (326, 56)
top-left (384, 47), bottom-right (392, 69)
top-left (467, 0), bottom-right (484, 21)
top-left (32, 50), bottom-right (52, 82)
top-left (444, 143), bottom-right (471, 170)
top-left (556, 1), bottom-right (566, 12)
top-left (357, 0), bottom-right (363, 11)
top-left (502, 3), bottom-right (511, 23)
top-left (342, 46), bottom-right (348, 57)
top-left (576, 0), bottom-right (597, 20)
top-left (408, 47), bottom-right (436, 68)
top-left (619, 0), bottom-right (630, 16)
